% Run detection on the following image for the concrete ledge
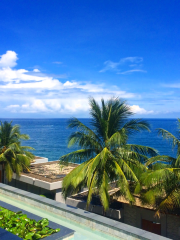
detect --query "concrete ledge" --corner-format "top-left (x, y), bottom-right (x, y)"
top-left (32, 156), bottom-right (48, 164)
top-left (66, 197), bottom-right (123, 220)
top-left (0, 183), bottom-right (171, 240)
top-left (13, 173), bottom-right (34, 185)
top-left (12, 173), bottom-right (62, 190)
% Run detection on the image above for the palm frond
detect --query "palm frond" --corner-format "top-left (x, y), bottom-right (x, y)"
top-left (87, 152), bottom-right (102, 187)
top-left (145, 155), bottom-right (175, 167)
top-left (140, 168), bottom-right (180, 189)
top-left (107, 129), bottom-right (127, 148)
top-left (4, 162), bottom-right (13, 182)
top-left (99, 170), bottom-right (110, 211)
top-left (86, 171), bottom-right (98, 208)
top-left (0, 153), bottom-right (7, 162)
top-left (155, 188), bottom-right (180, 217)
top-left (21, 146), bottom-right (35, 151)
top-left (117, 157), bottom-right (139, 183)
top-left (62, 159), bottom-right (93, 198)
top-left (127, 144), bottom-right (158, 157)
top-left (113, 147), bottom-right (149, 163)
top-left (151, 162), bottom-right (170, 170)
top-left (157, 128), bottom-right (180, 149)
top-left (60, 149), bottom-right (94, 163)
top-left (122, 119), bottom-right (150, 136)
top-left (68, 131), bottom-right (102, 151)
top-left (175, 155), bottom-right (180, 167)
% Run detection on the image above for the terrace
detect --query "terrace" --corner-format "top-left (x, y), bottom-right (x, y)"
top-left (0, 183), bottom-right (170, 240)
top-left (8, 160), bottom-right (79, 203)
top-left (25, 161), bottom-right (77, 183)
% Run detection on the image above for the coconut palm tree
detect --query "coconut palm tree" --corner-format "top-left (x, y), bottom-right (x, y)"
top-left (136, 119), bottom-right (180, 216)
top-left (0, 121), bottom-right (34, 183)
top-left (60, 98), bottom-right (158, 212)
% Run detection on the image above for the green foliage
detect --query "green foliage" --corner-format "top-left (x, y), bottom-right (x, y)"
top-left (157, 118), bottom-right (180, 163)
top-left (0, 121), bottom-right (35, 182)
top-left (60, 97), bottom-right (157, 211)
top-left (0, 206), bottom-right (60, 239)
top-left (138, 119), bottom-right (180, 216)
top-left (139, 167), bottom-right (180, 217)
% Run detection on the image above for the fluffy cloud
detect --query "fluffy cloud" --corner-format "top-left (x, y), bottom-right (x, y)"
top-left (33, 69), bottom-right (40, 72)
top-left (6, 99), bottom-right (154, 115)
top-left (130, 105), bottom-right (154, 114)
top-left (99, 57), bottom-right (146, 74)
top-left (0, 51), bottom-right (18, 68)
top-left (0, 50), bottom-right (152, 116)
top-left (6, 98), bottom-right (89, 113)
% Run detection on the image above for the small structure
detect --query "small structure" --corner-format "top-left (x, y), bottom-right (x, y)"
top-left (0, 156), bottom-right (48, 183)
top-left (7, 158), bottom-right (78, 203)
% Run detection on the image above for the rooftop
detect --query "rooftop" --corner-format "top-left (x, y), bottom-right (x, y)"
top-left (22, 161), bottom-right (78, 183)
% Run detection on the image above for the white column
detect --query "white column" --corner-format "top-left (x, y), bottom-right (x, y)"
top-left (55, 188), bottom-right (66, 203)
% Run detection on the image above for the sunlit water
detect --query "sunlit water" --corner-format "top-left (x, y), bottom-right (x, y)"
top-left (0, 118), bottom-right (178, 161)
top-left (0, 194), bottom-right (121, 240)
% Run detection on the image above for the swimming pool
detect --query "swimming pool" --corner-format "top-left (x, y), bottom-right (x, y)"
top-left (0, 194), bottom-right (121, 240)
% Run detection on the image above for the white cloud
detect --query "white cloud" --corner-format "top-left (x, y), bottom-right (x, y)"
top-left (21, 100), bottom-right (48, 112)
top-left (130, 105), bottom-right (154, 114)
top-left (99, 60), bottom-right (119, 72)
top-left (119, 69), bottom-right (147, 74)
top-left (0, 51), bottom-right (18, 68)
top-left (0, 50), bottom-right (139, 115)
top-left (121, 57), bottom-right (143, 63)
top-left (6, 100), bottom-right (154, 115)
top-left (6, 98), bottom-right (89, 113)
top-left (33, 69), bottom-right (40, 72)
top-left (99, 56), bottom-right (146, 74)
top-left (6, 104), bottom-right (20, 113)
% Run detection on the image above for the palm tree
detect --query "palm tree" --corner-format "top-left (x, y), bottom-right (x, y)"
top-left (137, 119), bottom-right (180, 217)
top-left (60, 98), bottom-right (158, 212)
top-left (0, 121), bottom-right (35, 183)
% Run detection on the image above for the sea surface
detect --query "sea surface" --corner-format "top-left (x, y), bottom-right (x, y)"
top-left (0, 118), bottom-right (179, 161)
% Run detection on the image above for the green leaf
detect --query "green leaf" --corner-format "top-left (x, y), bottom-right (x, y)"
top-left (25, 232), bottom-right (34, 240)
top-left (33, 233), bottom-right (42, 239)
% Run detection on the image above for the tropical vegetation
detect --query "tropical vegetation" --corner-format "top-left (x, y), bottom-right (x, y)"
top-left (0, 206), bottom-right (60, 239)
top-left (136, 118), bottom-right (180, 216)
top-left (0, 121), bottom-right (35, 183)
top-left (60, 97), bottom-right (158, 212)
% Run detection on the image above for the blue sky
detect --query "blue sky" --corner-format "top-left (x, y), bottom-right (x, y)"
top-left (0, 0), bottom-right (180, 118)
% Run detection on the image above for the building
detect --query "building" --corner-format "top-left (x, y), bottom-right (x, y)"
top-left (7, 157), bottom-right (78, 203)
top-left (66, 189), bottom-right (180, 240)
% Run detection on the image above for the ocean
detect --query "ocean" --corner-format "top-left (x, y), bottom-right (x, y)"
top-left (0, 118), bottom-right (178, 161)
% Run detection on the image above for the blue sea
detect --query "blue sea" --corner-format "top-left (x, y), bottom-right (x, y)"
top-left (0, 118), bottom-right (179, 161)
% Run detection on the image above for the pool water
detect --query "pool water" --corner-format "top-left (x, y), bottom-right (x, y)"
top-left (0, 194), bottom-right (121, 240)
